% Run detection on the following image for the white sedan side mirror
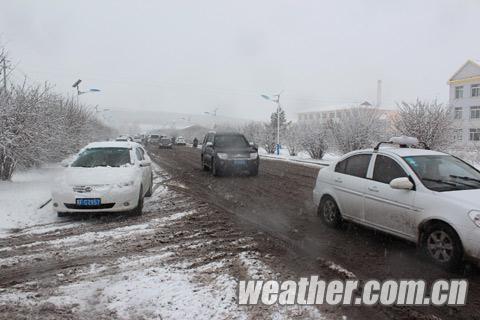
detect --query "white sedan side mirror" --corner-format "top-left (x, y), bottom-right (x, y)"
top-left (60, 159), bottom-right (70, 167)
top-left (390, 177), bottom-right (413, 190)
top-left (139, 160), bottom-right (151, 167)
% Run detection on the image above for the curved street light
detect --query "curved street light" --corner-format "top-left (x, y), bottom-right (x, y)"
top-left (72, 79), bottom-right (101, 95)
top-left (261, 91), bottom-right (283, 155)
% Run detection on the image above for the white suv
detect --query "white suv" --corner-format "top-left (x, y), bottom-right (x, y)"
top-left (313, 137), bottom-right (480, 270)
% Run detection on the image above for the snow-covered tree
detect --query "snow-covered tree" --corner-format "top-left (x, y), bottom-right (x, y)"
top-left (393, 100), bottom-right (453, 150)
top-left (298, 122), bottom-right (329, 159)
top-left (0, 47), bottom-right (115, 180)
top-left (327, 106), bottom-right (385, 153)
top-left (260, 123), bottom-right (276, 154)
top-left (284, 123), bottom-right (302, 156)
top-left (262, 107), bottom-right (289, 154)
top-left (239, 121), bottom-right (264, 145)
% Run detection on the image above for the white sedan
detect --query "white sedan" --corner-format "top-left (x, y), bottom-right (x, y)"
top-left (313, 138), bottom-right (480, 270)
top-left (52, 141), bottom-right (153, 216)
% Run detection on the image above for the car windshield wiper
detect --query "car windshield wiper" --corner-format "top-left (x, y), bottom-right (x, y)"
top-left (450, 175), bottom-right (480, 183)
top-left (421, 178), bottom-right (460, 187)
top-left (422, 177), bottom-right (479, 189)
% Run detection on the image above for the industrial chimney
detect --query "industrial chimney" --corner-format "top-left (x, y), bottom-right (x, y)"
top-left (376, 80), bottom-right (382, 108)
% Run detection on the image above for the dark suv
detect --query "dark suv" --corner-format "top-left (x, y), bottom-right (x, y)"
top-left (159, 136), bottom-right (173, 149)
top-left (201, 132), bottom-right (259, 176)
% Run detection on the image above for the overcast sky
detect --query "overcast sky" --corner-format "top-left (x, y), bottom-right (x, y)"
top-left (1, 0), bottom-right (479, 121)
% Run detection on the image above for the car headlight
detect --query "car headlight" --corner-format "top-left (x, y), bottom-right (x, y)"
top-left (217, 153), bottom-right (228, 160)
top-left (116, 180), bottom-right (135, 188)
top-left (250, 152), bottom-right (258, 159)
top-left (468, 210), bottom-right (480, 228)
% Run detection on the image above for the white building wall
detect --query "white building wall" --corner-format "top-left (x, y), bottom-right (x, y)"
top-left (448, 62), bottom-right (480, 145)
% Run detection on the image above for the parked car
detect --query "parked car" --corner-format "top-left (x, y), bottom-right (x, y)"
top-left (116, 135), bottom-right (133, 142)
top-left (159, 137), bottom-right (173, 149)
top-left (201, 132), bottom-right (259, 176)
top-left (148, 134), bottom-right (161, 145)
top-left (133, 135), bottom-right (143, 144)
top-left (52, 141), bottom-right (153, 217)
top-left (313, 136), bottom-right (480, 270)
top-left (175, 136), bottom-right (186, 145)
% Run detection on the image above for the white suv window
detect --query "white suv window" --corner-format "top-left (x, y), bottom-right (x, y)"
top-left (372, 155), bottom-right (407, 184)
top-left (335, 154), bottom-right (371, 178)
top-left (135, 148), bottom-right (144, 161)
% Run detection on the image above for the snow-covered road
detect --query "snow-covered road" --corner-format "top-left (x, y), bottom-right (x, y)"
top-left (0, 164), bottom-right (325, 320)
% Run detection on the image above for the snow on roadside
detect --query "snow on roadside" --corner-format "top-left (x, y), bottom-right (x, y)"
top-left (258, 147), bottom-right (338, 167)
top-left (0, 165), bottom-right (62, 236)
top-left (0, 248), bottom-right (324, 319)
top-left (44, 254), bottom-right (246, 320)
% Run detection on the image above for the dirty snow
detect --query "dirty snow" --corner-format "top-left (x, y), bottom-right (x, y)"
top-left (0, 165), bottom-right (61, 235)
top-left (259, 147), bottom-right (337, 167)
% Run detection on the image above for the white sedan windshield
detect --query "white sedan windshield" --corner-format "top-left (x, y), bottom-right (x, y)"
top-left (71, 148), bottom-right (132, 168)
top-left (403, 155), bottom-right (480, 192)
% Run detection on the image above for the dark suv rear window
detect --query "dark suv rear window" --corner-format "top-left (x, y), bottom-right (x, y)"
top-left (214, 135), bottom-right (249, 148)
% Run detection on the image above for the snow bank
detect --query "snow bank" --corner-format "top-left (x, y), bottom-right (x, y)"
top-left (0, 166), bottom-right (61, 235)
top-left (258, 147), bottom-right (338, 167)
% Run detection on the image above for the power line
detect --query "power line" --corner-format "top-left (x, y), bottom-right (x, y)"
top-left (20, 67), bottom-right (362, 105)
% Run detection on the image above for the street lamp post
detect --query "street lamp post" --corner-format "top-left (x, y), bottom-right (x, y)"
top-left (261, 92), bottom-right (282, 155)
top-left (72, 79), bottom-right (101, 103)
top-left (204, 108), bottom-right (219, 129)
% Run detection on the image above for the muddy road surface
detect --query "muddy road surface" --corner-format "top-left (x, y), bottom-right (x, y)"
top-left (147, 145), bottom-right (480, 320)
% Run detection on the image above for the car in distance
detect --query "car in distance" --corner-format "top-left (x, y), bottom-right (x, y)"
top-left (201, 132), bottom-right (259, 176)
top-left (148, 134), bottom-right (161, 145)
top-left (133, 135), bottom-right (143, 144)
top-left (313, 136), bottom-right (480, 270)
top-left (115, 135), bottom-right (133, 142)
top-left (159, 137), bottom-right (173, 149)
top-left (52, 141), bottom-right (153, 217)
top-left (175, 136), bottom-right (186, 146)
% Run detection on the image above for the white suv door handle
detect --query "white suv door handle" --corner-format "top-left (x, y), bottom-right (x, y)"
top-left (334, 178), bottom-right (343, 183)
top-left (368, 186), bottom-right (379, 192)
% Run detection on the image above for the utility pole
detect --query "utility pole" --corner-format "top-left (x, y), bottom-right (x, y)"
top-left (1, 56), bottom-right (7, 94)
top-left (204, 108), bottom-right (219, 129)
top-left (272, 94), bottom-right (281, 155)
top-left (376, 80), bottom-right (382, 108)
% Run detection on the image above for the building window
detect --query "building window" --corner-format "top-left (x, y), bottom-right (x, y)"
top-left (455, 86), bottom-right (464, 99)
top-left (471, 106), bottom-right (480, 119)
top-left (454, 107), bottom-right (462, 119)
top-left (470, 128), bottom-right (480, 141)
top-left (322, 113), bottom-right (327, 119)
top-left (329, 112), bottom-right (335, 119)
top-left (454, 129), bottom-right (463, 141)
top-left (472, 84), bottom-right (480, 97)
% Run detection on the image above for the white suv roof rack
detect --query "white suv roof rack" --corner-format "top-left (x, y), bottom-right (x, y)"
top-left (374, 136), bottom-right (429, 152)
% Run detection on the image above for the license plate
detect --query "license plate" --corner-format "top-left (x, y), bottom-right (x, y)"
top-left (76, 198), bottom-right (101, 206)
top-left (234, 160), bottom-right (247, 166)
